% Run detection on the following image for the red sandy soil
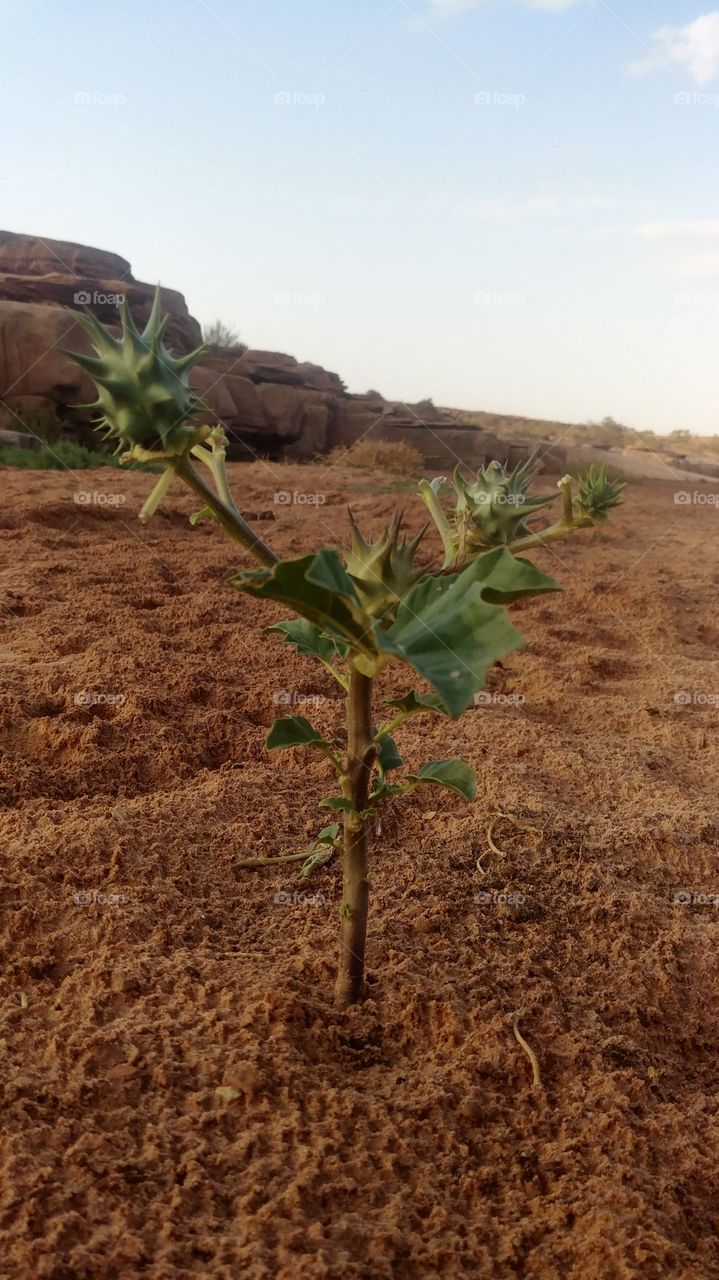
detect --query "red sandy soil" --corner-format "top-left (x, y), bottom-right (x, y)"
top-left (1, 460), bottom-right (718, 1280)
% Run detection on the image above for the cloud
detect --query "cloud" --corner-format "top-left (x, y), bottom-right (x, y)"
top-left (667, 253), bottom-right (719, 279)
top-left (629, 12), bottom-right (719, 85)
top-left (638, 221), bottom-right (719, 241)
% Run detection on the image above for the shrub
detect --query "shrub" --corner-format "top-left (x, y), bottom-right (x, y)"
top-left (325, 439), bottom-right (425, 475)
top-left (66, 290), bottom-right (624, 1009)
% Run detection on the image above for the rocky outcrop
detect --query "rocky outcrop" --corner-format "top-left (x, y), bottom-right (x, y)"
top-left (0, 230), bottom-right (562, 471)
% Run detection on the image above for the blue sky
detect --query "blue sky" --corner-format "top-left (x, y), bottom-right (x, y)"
top-left (2, 0), bottom-right (719, 433)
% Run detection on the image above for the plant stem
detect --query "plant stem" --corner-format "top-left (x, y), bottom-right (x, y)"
top-left (334, 667), bottom-right (376, 1009)
top-left (174, 456), bottom-right (278, 567)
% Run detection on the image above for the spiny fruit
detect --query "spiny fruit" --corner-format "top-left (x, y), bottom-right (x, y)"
top-left (343, 511), bottom-right (426, 623)
top-left (64, 287), bottom-right (207, 456)
top-left (447, 459), bottom-right (556, 553)
top-left (575, 464), bottom-right (626, 523)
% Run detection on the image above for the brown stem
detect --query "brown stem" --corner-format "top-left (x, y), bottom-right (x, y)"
top-left (334, 667), bottom-right (376, 1009)
top-left (175, 456), bottom-right (278, 567)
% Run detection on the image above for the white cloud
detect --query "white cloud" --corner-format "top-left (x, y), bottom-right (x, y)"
top-left (667, 253), bottom-right (719, 278)
top-left (638, 221), bottom-right (719, 241)
top-left (629, 12), bottom-right (719, 85)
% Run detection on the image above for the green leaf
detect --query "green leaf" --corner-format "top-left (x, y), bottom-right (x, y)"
top-left (407, 758), bottom-right (477, 800)
top-left (313, 822), bottom-right (341, 846)
top-left (376, 733), bottom-right (403, 774)
top-left (319, 796), bottom-right (356, 812)
top-left (266, 716), bottom-right (330, 752)
top-left (384, 691), bottom-right (448, 718)
top-left (468, 546), bottom-right (562, 604)
top-left (189, 505), bottom-right (216, 527)
top-left (265, 619), bottom-right (348, 664)
top-left (378, 551), bottom-right (560, 718)
top-left (231, 550), bottom-right (377, 658)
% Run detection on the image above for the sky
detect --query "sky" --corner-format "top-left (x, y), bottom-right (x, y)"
top-left (1, 0), bottom-right (718, 434)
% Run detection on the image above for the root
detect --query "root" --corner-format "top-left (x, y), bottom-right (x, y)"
top-left (512, 1009), bottom-right (542, 1092)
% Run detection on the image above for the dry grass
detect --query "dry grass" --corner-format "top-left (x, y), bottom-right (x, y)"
top-left (324, 438), bottom-right (425, 475)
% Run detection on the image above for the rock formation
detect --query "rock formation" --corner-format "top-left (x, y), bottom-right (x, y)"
top-left (0, 230), bottom-right (564, 471)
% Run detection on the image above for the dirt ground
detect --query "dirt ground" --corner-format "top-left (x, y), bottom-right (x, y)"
top-left (1, 459), bottom-right (718, 1280)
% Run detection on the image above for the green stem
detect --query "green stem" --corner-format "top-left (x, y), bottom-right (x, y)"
top-left (334, 667), bottom-right (376, 1009)
top-left (508, 514), bottom-right (594, 554)
top-left (418, 479), bottom-right (456, 569)
top-left (139, 465), bottom-right (176, 521)
top-left (174, 456), bottom-right (278, 567)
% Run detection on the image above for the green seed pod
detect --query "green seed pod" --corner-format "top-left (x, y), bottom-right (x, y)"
top-left (575, 464), bottom-right (626, 523)
top-left (64, 287), bottom-right (207, 456)
top-left (343, 511), bottom-right (426, 623)
top-left (451, 459), bottom-right (556, 551)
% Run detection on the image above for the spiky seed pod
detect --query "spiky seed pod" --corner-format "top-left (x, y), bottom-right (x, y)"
top-left (575, 465), bottom-right (626, 523)
top-left (343, 510), bottom-right (426, 623)
top-left (63, 288), bottom-right (208, 456)
top-left (451, 459), bottom-right (556, 550)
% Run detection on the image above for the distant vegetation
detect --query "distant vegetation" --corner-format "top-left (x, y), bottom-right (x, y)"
top-left (0, 442), bottom-right (159, 470)
top-left (443, 408), bottom-right (719, 459)
top-left (202, 320), bottom-right (248, 355)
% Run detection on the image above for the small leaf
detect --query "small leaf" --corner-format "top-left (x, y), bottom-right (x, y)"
top-left (407, 758), bottom-right (477, 800)
top-left (319, 796), bottom-right (356, 812)
top-left (189, 505), bottom-right (216, 527)
top-left (265, 619), bottom-right (348, 664)
top-left (313, 822), bottom-right (341, 846)
top-left (266, 716), bottom-right (330, 752)
top-left (376, 733), bottom-right (403, 775)
top-left (384, 691), bottom-right (448, 718)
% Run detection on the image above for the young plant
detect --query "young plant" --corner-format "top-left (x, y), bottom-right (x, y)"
top-left (67, 292), bottom-right (623, 1008)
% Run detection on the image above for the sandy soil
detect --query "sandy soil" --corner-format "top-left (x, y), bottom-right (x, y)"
top-left (1, 460), bottom-right (718, 1280)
